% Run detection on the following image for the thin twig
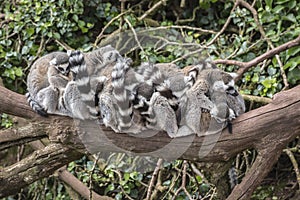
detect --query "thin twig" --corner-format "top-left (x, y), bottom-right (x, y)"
top-left (213, 35), bottom-right (300, 80)
top-left (146, 158), bottom-right (163, 200)
top-left (94, 10), bottom-right (131, 46)
top-left (141, 25), bottom-right (216, 34)
top-left (172, 161), bottom-right (193, 200)
top-left (112, 169), bottom-right (135, 200)
top-left (171, 1), bottom-right (239, 64)
top-left (241, 94), bottom-right (272, 104)
top-left (176, 6), bottom-right (200, 24)
top-left (138, 0), bottom-right (168, 21)
top-left (284, 149), bottom-right (300, 189)
top-left (54, 39), bottom-right (73, 50)
top-left (89, 153), bottom-right (100, 200)
top-left (206, 1), bottom-right (239, 46)
top-left (236, 0), bottom-right (289, 89)
top-left (124, 17), bottom-right (148, 61)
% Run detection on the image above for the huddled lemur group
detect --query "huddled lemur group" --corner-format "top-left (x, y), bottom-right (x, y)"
top-left (26, 45), bottom-right (245, 138)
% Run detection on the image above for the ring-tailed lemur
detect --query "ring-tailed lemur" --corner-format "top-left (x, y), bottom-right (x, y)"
top-left (96, 57), bottom-right (146, 134)
top-left (134, 62), bottom-right (189, 137)
top-left (26, 50), bottom-right (96, 119)
top-left (26, 52), bottom-right (71, 117)
top-left (26, 45), bottom-right (121, 119)
top-left (134, 61), bottom-right (245, 137)
top-left (97, 60), bottom-right (244, 136)
top-left (178, 62), bottom-right (245, 136)
top-left (62, 50), bottom-right (99, 120)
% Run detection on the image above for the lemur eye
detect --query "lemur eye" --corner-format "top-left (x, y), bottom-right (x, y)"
top-left (57, 67), bottom-right (64, 72)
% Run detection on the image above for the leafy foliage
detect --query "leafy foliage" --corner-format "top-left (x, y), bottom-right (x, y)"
top-left (0, 0), bottom-right (94, 92)
top-left (0, 0), bottom-right (299, 199)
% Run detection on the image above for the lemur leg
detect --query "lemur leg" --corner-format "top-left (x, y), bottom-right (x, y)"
top-left (63, 81), bottom-right (92, 120)
top-left (143, 92), bottom-right (178, 138)
top-left (178, 89), bottom-right (214, 137)
top-left (37, 86), bottom-right (71, 116)
top-left (98, 93), bottom-right (120, 133)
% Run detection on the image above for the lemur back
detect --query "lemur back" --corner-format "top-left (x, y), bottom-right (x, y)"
top-left (26, 52), bottom-right (70, 116)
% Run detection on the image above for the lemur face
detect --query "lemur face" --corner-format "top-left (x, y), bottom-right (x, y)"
top-left (55, 63), bottom-right (70, 76)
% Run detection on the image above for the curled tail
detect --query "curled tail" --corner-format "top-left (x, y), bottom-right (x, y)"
top-left (25, 92), bottom-right (48, 117)
top-left (65, 50), bottom-right (98, 119)
top-left (111, 57), bottom-right (133, 130)
top-left (68, 50), bottom-right (93, 104)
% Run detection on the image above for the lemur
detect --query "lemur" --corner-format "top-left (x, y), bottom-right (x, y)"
top-left (27, 46), bottom-right (245, 137)
top-left (133, 61), bottom-right (245, 137)
top-left (26, 45), bottom-right (121, 119)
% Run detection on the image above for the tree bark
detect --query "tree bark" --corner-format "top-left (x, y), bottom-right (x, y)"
top-left (0, 83), bottom-right (300, 198)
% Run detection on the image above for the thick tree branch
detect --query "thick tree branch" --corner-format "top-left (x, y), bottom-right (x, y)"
top-left (0, 143), bottom-right (83, 198)
top-left (0, 124), bottom-right (46, 151)
top-left (0, 86), bottom-right (37, 119)
top-left (213, 35), bottom-right (300, 79)
top-left (0, 82), bottom-right (300, 198)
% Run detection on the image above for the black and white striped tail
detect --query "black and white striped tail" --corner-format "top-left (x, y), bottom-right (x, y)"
top-left (25, 92), bottom-right (48, 117)
top-left (111, 58), bottom-right (132, 131)
top-left (68, 50), bottom-right (96, 115)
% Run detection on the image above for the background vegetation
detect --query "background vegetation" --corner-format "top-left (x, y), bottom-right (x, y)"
top-left (0, 0), bottom-right (299, 199)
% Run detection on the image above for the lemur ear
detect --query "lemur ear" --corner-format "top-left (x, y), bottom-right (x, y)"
top-left (228, 72), bottom-right (238, 78)
top-left (49, 58), bottom-right (57, 65)
top-left (67, 50), bottom-right (72, 56)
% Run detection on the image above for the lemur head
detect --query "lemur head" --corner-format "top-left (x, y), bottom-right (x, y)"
top-left (49, 54), bottom-right (70, 76)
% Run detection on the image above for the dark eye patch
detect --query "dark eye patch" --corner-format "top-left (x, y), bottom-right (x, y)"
top-left (58, 67), bottom-right (65, 72)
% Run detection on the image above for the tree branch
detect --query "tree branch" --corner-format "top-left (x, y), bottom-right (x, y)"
top-left (0, 80), bottom-right (300, 198)
top-left (0, 143), bottom-right (83, 198)
top-left (0, 124), bottom-right (46, 151)
top-left (213, 35), bottom-right (300, 79)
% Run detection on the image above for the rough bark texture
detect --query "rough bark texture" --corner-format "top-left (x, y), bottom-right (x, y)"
top-left (0, 82), bottom-right (300, 199)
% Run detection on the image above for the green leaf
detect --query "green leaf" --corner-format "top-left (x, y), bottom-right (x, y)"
top-left (287, 68), bottom-right (300, 84)
top-left (87, 22), bottom-right (94, 28)
top-left (72, 14), bottom-right (78, 22)
top-left (284, 56), bottom-right (300, 70)
top-left (21, 46), bottom-right (29, 55)
top-left (115, 193), bottom-right (123, 200)
top-left (286, 46), bottom-right (300, 60)
top-left (265, 0), bottom-right (273, 9)
top-left (26, 27), bottom-right (35, 36)
top-left (267, 66), bottom-right (277, 75)
top-left (124, 173), bottom-right (130, 181)
top-left (104, 183), bottom-right (115, 194)
top-left (251, 73), bottom-right (259, 83)
top-left (53, 32), bottom-right (61, 39)
top-left (273, 5), bottom-right (284, 13)
top-left (261, 78), bottom-right (276, 88)
top-left (287, 0), bottom-right (296, 9)
top-left (14, 67), bottom-right (23, 77)
top-left (282, 13), bottom-right (297, 23)
top-left (185, 35), bottom-right (193, 43)
top-left (275, 0), bottom-right (290, 4)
